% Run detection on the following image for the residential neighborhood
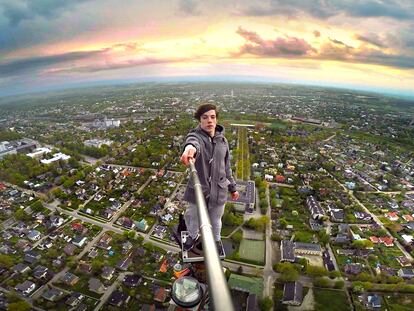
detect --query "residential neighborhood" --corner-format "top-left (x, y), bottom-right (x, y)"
top-left (0, 83), bottom-right (413, 310)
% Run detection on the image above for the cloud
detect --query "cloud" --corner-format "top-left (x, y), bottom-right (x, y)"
top-left (318, 42), bottom-right (414, 69)
top-left (241, 0), bottom-right (414, 20)
top-left (0, 49), bottom-right (108, 77)
top-left (1, 0), bottom-right (89, 27)
top-left (329, 38), bottom-right (354, 49)
top-left (178, 0), bottom-right (201, 15)
top-left (234, 27), bottom-right (414, 69)
top-left (355, 33), bottom-right (386, 48)
top-left (235, 26), bottom-right (315, 57)
top-left (48, 57), bottom-right (185, 74)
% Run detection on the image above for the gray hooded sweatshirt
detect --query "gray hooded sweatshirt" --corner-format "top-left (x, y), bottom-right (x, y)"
top-left (183, 124), bottom-right (237, 208)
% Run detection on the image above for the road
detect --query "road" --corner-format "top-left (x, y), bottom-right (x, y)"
top-left (325, 171), bottom-right (413, 261)
top-left (263, 186), bottom-right (276, 300)
top-left (93, 272), bottom-right (132, 311)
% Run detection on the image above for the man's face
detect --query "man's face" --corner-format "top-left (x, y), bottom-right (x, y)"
top-left (199, 109), bottom-right (217, 136)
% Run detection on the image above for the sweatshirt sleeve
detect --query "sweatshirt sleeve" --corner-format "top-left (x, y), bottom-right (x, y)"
top-left (225, 143), bottom-right (237, 193)
top-left (183, 132), bottom-right (201, 158)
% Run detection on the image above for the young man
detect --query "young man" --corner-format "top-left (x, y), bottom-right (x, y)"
top-left (180, 103), bottom-right (239, 251)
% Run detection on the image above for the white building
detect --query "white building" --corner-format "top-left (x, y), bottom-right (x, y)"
top-left (41, 152), bottom-right (71, 164)
top-left (27, 147), bottom-right (52, 159)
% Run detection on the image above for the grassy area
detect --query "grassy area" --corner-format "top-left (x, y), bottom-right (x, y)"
top-left (314, 288), bottom-right (351, 311)
top-left (238, 239), bottom-right (265, 264)
top-left (385, 293), bottom-right (414, 311)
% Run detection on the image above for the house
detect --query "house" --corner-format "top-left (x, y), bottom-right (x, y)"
top-left (369, 236), bottom-right (380, 244)
top-left (101, 266), bottom-right (115, 280)
top-left (108, 290), bottom-right (130, 307)
top-left (97, 233), bottom-right (112, 250)
top-left (116, 256), bottom-right (132, 271)
top-left (27, 230), bottom-right (41, 241)
top-left (294, 242), bottom-right (322, 256)
top-left (396, 256), bottom-right (412, 267)
top-left (402, 234), bottom-right (413, 244)
top-left (366, 294), bottom-right (382, 309)
top-left (24, 250), bottom-right (41, 264)
top-left (123, 274), bottom-right (141, 287)
top-left (88, 278), bottom-right (105, 293)
top-left (153, 287), bottom-right (167, 303)
top-left (379, 237), bottom-right (394, 247)
top-left (354, 211), bottom-right (372, 222)
top-left (281, 241), bottom-right (295, 262)
top-left (65, 292), bottom-right (84, 307)
top-left (122, 241), bottom-right (133, 254)
top-left (403, 215), bottom-right (414, 222)
top-left (398, 268), bottom-right (414, 279)
top-left (71, 222), bottom-right (86, 235)
top-left (61, 272), bottom-right (80, 286)
top-left (282, 282), bottom-right (303, 306)
top-left (50, 215), bottom-right (64, 228)
top-left (385, 212), bottom-right (399, 222)
top-left (72, 236), bottom-right (87, 247)
top-left (42, 288), bottom-right (63, 302)
top-left (64, 243), bottom-right (77, 256)
top-left (33, 265), bottom-right (49, 279)
top-left (334, 234), bottom-right (350, 244)
top-left (328, 204), bottom-right (344, 222)
top-left (117, 217), bottom-right (135, 229)
top-left (15, 280), bottom-right (36, 296)
top-left (306, 196), bottom-right (325, 220)
top-left (344, 264), bottom-right (362, 275)
top-left (100, 208), bottom-right (115, 219)
top-left (78, 262), bottom-right (92, 274)
top-left (275, 175), bottom-right (286, 183)
top-left (12, 263), bottom-right (31, 274)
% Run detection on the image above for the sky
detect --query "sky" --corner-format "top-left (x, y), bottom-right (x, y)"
top-left (1, 0), bottom-right (414, 97)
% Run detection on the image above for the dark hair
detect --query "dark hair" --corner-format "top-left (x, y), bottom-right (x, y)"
top-left (194, 103), bottom-right (218, 120)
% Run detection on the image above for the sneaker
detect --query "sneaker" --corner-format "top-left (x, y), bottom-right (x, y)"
top-left (183, 235), bottom-right (199, 251)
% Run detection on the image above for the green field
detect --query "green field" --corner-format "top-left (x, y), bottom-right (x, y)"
top-left (239, 239), bottom-right (265, 264)
top-left (385, 293), bottom-right (414, 310)
top-left (314, 288), bottom-right (351, 311)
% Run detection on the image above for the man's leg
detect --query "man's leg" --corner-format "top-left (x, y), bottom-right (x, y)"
top-left (208, 203), bottom-right (226, 241)
top-left (184, 203), bottom-right (199, 239)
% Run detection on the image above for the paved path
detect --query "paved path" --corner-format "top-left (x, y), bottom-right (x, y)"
top-left (94, 272), bottom-right (132, 311)
top-left (263, 186), bottom-right (276, 300)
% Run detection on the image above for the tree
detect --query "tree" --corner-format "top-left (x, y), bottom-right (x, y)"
top-left (313, 277), bottom-right (331, 288)
top-left (334, 280), bottom-right (345, 289)
top-left (7, 301), bottom-right (31, 311)
top-left (259, 297), bottom-right (273, 311)
top-left (306, 265), bottom-right (328, 277)
top-left (352, 239), bottom-right (373, 249)
top-left (0, 254), bottom-right (14, 268)
top-left (128, 230), bottom-right (136, 239)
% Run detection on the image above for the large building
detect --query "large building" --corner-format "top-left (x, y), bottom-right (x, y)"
top-left (281, 240), bottom-right (295, 262)
top-left (227, 180), bottom-right (255, 213)
top-left (306, 196), bottom-right (325, 220)
top-left (0, 139), bottom-right (37, 159)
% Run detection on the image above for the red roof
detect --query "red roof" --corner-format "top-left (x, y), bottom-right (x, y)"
top-left (379, 237), bottom-right (394, 246)
top-left (159, 259), bottom-right (168, 273)
top-left (403, 215), bottom-right (414, 222)
top-left (370, 236), bottom-right (380, 243)
top-left (153, 287), bottom-right (167, 303)
top-left (275, 175), bottom-right (285, 183)
top-left (122, 169), bottom-right (132, 177)
top-left (71, 223), bottom-right (83, 230)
